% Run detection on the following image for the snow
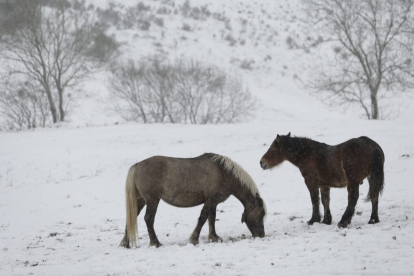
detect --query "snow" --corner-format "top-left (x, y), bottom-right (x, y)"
top-left (1, 121), bottom-right (414, 275)
top-left (1, 0), bottom-right (414, 275)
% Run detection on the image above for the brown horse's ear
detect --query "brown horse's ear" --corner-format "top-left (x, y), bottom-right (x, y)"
top-left (241, 212), bottom-right (246, 223)
top-left (287, 132), bottom-right (291, 137)
top-left (255, 193), bottom-right (263, 207)
top-left (276, 134), bottom-right (281, 143)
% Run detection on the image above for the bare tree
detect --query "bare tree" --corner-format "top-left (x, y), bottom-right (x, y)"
top-left (0, 1), bottom-right (97, 123)
top-left (0, 77), bottom-right (50, 129)
top-left (174, 60), bottom-right (222, 124)
top-left (174, 60), bottom-right (256, 124)
top-left (304, 0), bottom-right (414, 119)
top-left (107, 57), bottom-right (256, 124)
top-left (107, 58), bottom-right (184, 124)
top-left (144, 58), bottom-right (182, 123)
top-left (107, 60), bottom-right (150, 123)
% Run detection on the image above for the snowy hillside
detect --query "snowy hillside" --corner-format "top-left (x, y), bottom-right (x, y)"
top-left (1, 0), bottom-right (414, 275)
top-left (70, 0), bottom-right (367, 126)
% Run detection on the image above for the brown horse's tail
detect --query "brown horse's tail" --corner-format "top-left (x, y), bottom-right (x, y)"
top-left (365, 148), bottom-right (385, 202)
top-left (120, 165), bottom-right (138, 248)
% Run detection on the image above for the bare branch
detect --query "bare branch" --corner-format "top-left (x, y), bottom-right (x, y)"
top-left (304, 0), bottom-right (414, 119)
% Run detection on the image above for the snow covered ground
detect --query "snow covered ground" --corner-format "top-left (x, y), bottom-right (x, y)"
top-left (1, 0), bottom-right (414, 275)
top-left (1, 119), bottom-right (414, 275)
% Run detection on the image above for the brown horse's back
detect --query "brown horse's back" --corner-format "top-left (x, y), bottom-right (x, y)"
top-left (339, 136), bottom-right (384, 183)
top-left (134, 155), bottom-right (231, 207)
top-left (314, 136), bottom-right (384, 187)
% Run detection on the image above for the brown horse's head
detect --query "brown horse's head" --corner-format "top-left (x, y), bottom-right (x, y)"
top-left (260, 132), bottom-right (291, 170)
top-left (242, 193), bottom-right (266, 238)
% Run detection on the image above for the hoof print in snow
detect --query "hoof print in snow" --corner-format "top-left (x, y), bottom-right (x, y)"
top-left (48, 232), bottom-right (59, 237)
top-left (401, 154), bottom-right (410, 158)
top-left (289, 216), bottom-right (300, 221)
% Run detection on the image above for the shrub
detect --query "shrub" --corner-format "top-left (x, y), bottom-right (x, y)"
top-left (107, 57), bottom-right (256, 124)
top-left (182, 23), bottom-right (192, 31)
top-left (154, 17), bottom-right (164, 27)
top-left (0, 79), bottom-right (50, 130)
top-left (85, 29), bottom-right (120, 63)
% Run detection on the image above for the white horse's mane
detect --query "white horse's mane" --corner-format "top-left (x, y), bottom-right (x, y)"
top-left (211, 154), bottom-right (267, 216)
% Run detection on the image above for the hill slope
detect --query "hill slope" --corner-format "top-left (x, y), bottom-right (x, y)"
top-left (1, 1), bottom-right (414, 275)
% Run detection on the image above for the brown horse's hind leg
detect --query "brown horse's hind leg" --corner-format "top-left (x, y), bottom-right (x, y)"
top-left (208, 205), bottom-right (222, 243)
top-left (189, 204), bottom-right (210, 245)
top-left (368, 198), bottom-right (380, 224)
top-left (144, 198), bottom-right (162, 247)
top-left (367, 175), bottom-right (381, 224)
top-left (320, 188), bottom-right (332, 225)
top-left (338, 184), bottom-right (359, 228)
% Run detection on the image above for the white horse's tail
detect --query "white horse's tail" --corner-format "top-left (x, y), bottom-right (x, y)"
top-left (120, 165), bottom-right (138, 248)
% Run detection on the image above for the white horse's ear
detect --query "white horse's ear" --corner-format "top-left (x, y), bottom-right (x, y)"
top-left (241, 212), bottom-right (246, 223)
top-left (287, 132), bottom-right (291, 137)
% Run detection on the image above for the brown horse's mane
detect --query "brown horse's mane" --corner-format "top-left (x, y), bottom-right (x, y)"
top-left (277, 136), bottom-right (329, 164)
top-left (205, 153), bottom-right (267, 216)
top-left (285, 136), bottom-right (327, 151)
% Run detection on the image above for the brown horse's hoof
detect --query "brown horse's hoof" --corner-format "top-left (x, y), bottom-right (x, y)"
top-left (368, 218), bottom-right (380, 224)
top-left (337, 222), bottom-right (348, 228)
top-left (322, 214), bottom-right (332, 225)
top-left (119, 238), bottom-right (130, 248)
top-left (307, 217), bottom-right (321, 225)
top-left (321, 219), bottom-right (332, 225)
top-left (208, 235), bottom-right (223, 243)
top-left (337, 219), bottom-right (352, 228)
top-left (189, 234), bottom-right (199, 246)
top-left (189, 239), bottom-right (199, 246)
top-left (150, 241), bottom-right (162, 248)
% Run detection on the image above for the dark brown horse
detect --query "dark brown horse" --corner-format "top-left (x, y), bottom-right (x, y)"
top-left (120, 153), bottom-right (266, 248)
top-left (260, 133), bottom-right (384, 228)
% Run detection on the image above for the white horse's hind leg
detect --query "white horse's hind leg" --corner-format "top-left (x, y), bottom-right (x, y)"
top-left (120, 197), bottom-right (146, 248)
top-left (144, 198), bottom-right (162, 247)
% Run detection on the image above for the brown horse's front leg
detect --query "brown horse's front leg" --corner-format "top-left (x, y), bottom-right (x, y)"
top-left (144, 198), bottom-right (162, 247)
top-left (338, 184), bottom-right (359, 228)
top-left (320, 187), bottom-right (332, 225)
top-left (208, 205), bottom-right (222, 243)
top-left (304, 177), bottom-right (321, 225)
top-left (189, 204), bottom-right (210, 245)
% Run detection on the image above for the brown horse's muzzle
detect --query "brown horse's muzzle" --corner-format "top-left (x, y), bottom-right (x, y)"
top-left (260, 159), bottom-right (269, 170)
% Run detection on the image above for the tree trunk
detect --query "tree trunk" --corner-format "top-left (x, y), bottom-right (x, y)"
top-left (58, 88), bottom-right (65, 122)
top-left (45, 89), bottom-right (58, 123)
top-left (370, 90), bottom-right (379, 120)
